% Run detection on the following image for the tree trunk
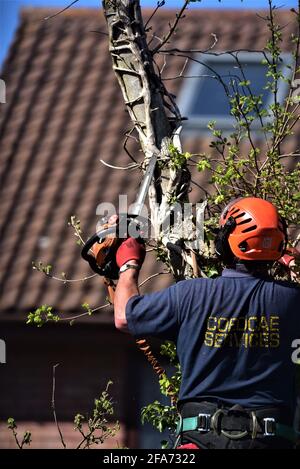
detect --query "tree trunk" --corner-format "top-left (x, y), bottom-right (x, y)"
top-left (102, 0), bottom-right (196, 280)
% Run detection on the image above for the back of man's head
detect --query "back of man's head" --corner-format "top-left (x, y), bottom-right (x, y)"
top-left (215, 197), bottom-right (287, 271)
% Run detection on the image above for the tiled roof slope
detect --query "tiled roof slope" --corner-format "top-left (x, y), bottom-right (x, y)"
top-left (0, 7), bottom-right (297, 319)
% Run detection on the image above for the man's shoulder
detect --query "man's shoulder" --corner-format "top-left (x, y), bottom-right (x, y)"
top-left (176, 275), bottom-right (300, 295)
top-left (175, 277), bottom-right (215, 291)
top-left (271, 278), bottom-right (300, 293)
top-left (260, 277), bottom-right (300, 303)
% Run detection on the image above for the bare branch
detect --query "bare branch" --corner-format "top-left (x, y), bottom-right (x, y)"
top-left (139, 271), bottom-right (168, 288)
top-left (151, 0), bottom-right (190, 55)
top-left (89, 30), bottom-right (109, 36)
top-left (99, 159), bottom-right (138, 170)
top-left (51, 364), bottom-right (66, 449)
top-left (32, 262), bottom-right (97, 284)
top-left (145, 0), bottom-right (165, 30)
top-left (61, 303), bottom-right (111, 322)
top-left (44, 0), bottom-right (79, 20)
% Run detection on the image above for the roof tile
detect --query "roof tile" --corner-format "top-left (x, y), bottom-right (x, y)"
top-left (0, 7), bottom-right (298, 319)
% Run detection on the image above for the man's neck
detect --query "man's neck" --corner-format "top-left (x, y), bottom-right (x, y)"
top-left (236, 261), bottom-right (270, 275)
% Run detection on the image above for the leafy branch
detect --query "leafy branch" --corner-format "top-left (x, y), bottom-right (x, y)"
top-left (74, 381), bottom-right (120, 449)
top-left (7, 418), bottom-right (32, 449)
top-left (7, 379), bottom-right (120, 449)
top-left (68, 215), bottom-right (85, 247)
top-left (32, 261), bottom-right (96, 284)
top-left (141, 341), bottom-right (180, 447)
top-left (26, 303), bottom-right (111, 327)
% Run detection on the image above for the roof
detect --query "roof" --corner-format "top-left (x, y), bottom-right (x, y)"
top-left (0, 7), bottom-right (297, 320)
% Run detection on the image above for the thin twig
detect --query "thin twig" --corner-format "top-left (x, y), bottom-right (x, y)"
top-left (229, 51), bottom-right (271, 161)
top-left (68, 218), bottom-right (86, 246)
top-left (90, 30), bottom-right (109, 36)
top-left (190, 179), bottom-right (211, 197)
top-left (145, 0), bottom-right (165, 30)
top-left (51, 364), bottom-right (66, 449)
top-left (61, 303), bottom-right (111, 322)
top-left (42, 273), bottom-right (97, 283)
top-left (152, 0), bottom-right (190, 55)
top-left (139, 271), bottom-right (168, 288)
top-left (10, 427), bottom-right (22, 449)
top-left (100, 159), bottom-right (138, 170)
top-left (163, 73), bottom-right (219, 81)
top-left (90, 303), bottom-right (111, 313)
top-left (44, 0), bottom-right (79, 20)
top-left (160, 47), bottom-right (268, 55)
top-left (293, 232), bottom-right (300, 248)
top-left (278, 152), bottom-right (300, 159)
top-left (123, 129), bottom-right (139, 165)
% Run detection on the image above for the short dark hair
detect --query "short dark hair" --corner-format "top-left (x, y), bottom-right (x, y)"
top-left (231, 259), bottom-right (273, 275)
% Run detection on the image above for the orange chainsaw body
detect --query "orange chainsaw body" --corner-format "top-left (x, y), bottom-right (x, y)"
top-left (91, 217), bottom-right (120, 269)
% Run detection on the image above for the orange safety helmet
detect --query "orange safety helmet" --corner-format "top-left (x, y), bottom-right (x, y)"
top-left (216, 197), bottom-right (287, 262)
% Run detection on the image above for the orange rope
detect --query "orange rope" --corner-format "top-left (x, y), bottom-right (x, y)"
top-left (135, 338), bottom-right (166, 377)
top-left (135, 338), bottom-right (178, 405)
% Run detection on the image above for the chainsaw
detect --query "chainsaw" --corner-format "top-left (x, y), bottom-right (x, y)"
top-left (81, 152), bottom-right (157, 284)
top-left (81, 152), bottom-right (176, 390)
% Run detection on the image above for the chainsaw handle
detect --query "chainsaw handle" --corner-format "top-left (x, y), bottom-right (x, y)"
top-left (81, 214), bottom-right (146, 276)
top-left (81, 225), bottom-right (117, 275)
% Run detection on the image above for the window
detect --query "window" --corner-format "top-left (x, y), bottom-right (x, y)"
top-left (177, 52), bottom-right (293, 134)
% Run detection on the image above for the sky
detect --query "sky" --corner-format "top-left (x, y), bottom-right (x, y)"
top-left (0, 0), bottom-right (297, 69)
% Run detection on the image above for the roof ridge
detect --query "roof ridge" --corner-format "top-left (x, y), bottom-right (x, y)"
top-left (20, 6), bottom-right (278, 20)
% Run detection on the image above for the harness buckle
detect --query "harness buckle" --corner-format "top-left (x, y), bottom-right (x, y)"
top-left (197, 413), bottom-right (211, 432)
top-left (263, 417), bottom-right (276, 436)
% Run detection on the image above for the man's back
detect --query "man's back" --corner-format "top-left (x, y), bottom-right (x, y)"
top-left (126, 267), bottom-right (300, 412)
top-left (116, 196), bottom-right (300, 448)
top-left (175, 269), bottom-right (300, 412)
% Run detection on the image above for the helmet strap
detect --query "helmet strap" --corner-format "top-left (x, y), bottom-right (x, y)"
top-left (279, 216), bottom-right (288, 255)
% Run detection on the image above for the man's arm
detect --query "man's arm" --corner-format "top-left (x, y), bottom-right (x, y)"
top-left (113, 237), bottom-right (146, 332)
top-left (113, 237), bottom-right (179, 340)
top-left (114, 261), bottom-right (140, 332)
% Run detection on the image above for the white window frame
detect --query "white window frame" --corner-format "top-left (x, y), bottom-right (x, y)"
top-left (177, 52), bottom-right (294, 135)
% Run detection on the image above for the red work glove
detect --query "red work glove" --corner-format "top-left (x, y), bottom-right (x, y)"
top-left (278, 254), bottom-right (295, 268)
top-left (278, 247), bottom-right (300, 268)
top-left (116, 237), bottom-right (146, 268)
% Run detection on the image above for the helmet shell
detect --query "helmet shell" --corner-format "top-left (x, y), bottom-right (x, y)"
top-left (220, 197), bottom-right (286, 261)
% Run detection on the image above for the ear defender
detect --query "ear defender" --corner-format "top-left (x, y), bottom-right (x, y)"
top-left (215, 216), bottom-right (237, 265)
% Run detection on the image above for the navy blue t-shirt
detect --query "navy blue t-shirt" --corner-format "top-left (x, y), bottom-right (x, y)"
top-left (126, 268), bottom-right (300, 411)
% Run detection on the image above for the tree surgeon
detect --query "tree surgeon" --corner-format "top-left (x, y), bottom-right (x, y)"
top-left (114, 197), bottom-right (300, 449)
